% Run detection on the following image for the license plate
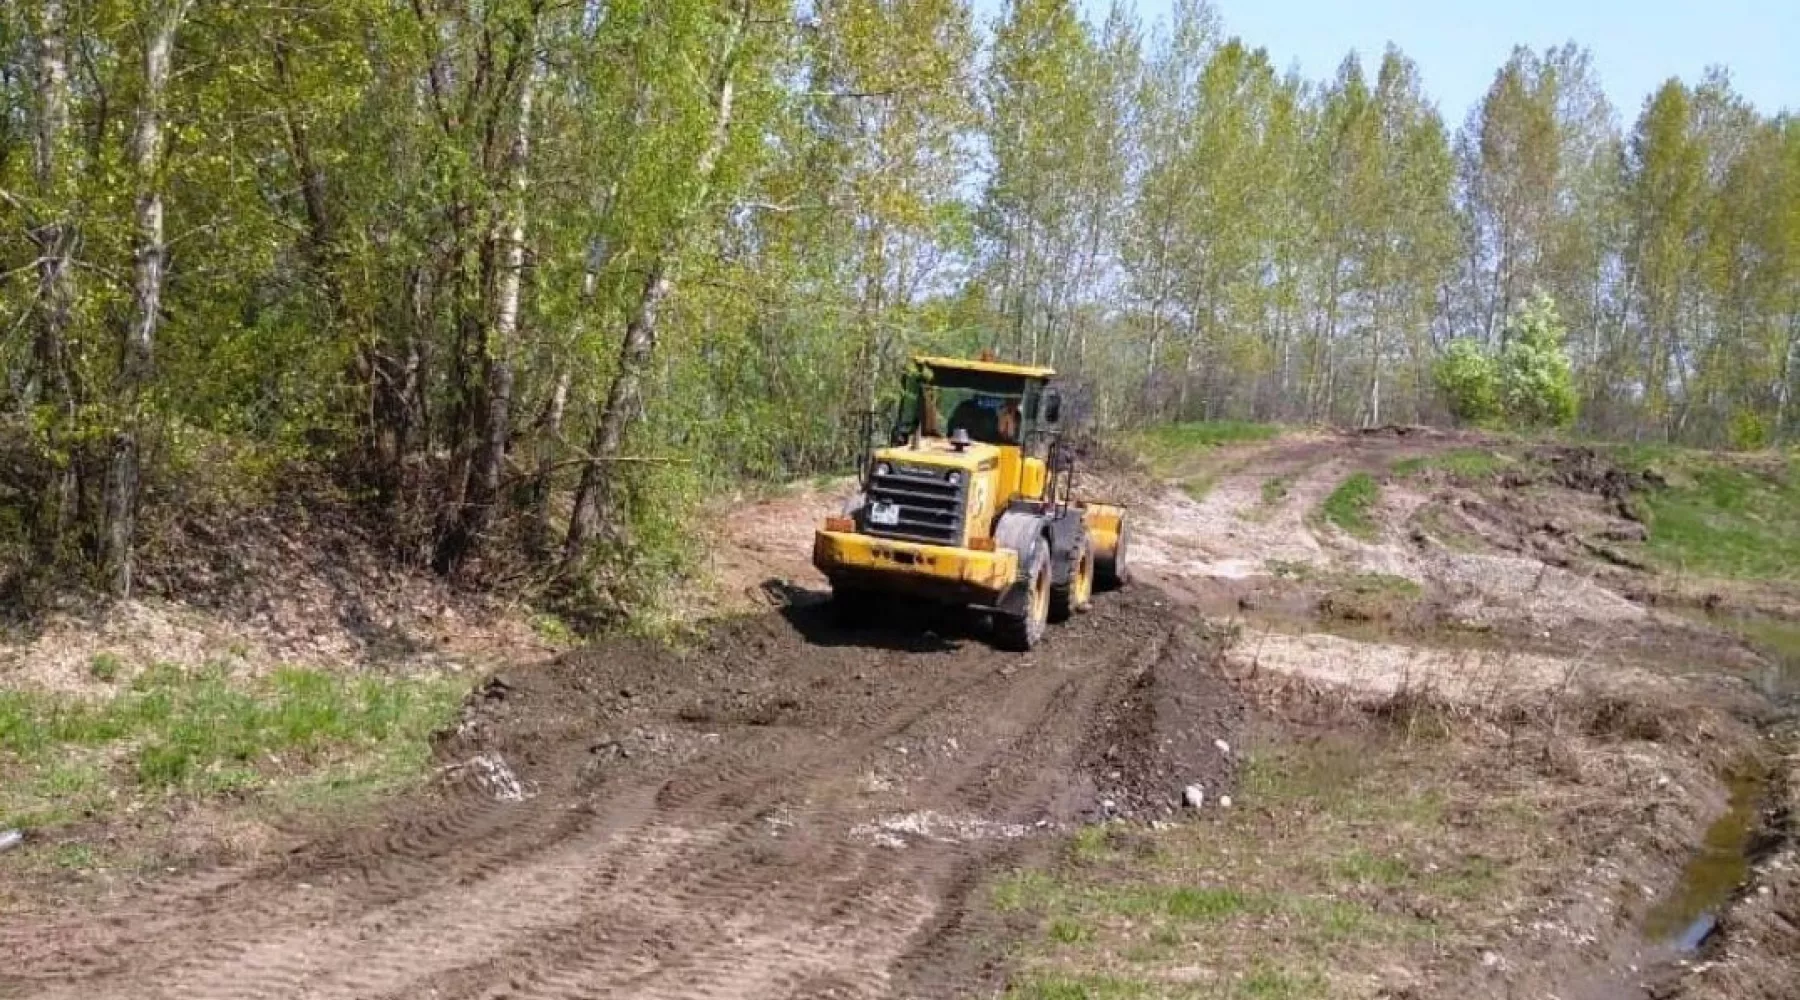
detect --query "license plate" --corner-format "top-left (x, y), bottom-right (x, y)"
top-left (869, 501), bottom-right (900, 526)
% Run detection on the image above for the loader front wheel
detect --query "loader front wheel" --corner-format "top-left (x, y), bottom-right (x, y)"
top-left (996, 537), bottom-right (1051, 651)
top-left (1050, 539), bottom-right (1094, 622)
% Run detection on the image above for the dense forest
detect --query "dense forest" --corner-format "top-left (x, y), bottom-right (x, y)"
top-left (1, 0), bottom-right (1796, 605)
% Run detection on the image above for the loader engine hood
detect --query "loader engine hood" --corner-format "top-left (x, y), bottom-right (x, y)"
top-left (859, 438), bottom-right (1000, 546)
top-left (874, 437), bottom-right (998, 474)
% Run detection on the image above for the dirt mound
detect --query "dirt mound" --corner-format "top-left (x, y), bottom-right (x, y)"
top-left (1080, 618), bottom-right (1246, 819)
top-left (1, 585), bottom-right (1247, 1000)
top-left (1, 488), bottom-right (547, 696)
top-left (1525, 445), bottom-right (1665, 504)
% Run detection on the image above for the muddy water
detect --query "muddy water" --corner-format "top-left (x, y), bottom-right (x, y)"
top-left (1672, 605), bottom-right (1800, 699)
top-left (1641, 759), bottom-right (1770, 950)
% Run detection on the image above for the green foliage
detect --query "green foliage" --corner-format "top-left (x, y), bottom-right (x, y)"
top-left (1435, 295), bottom-right (1578, 430)
top-left (1729, 411), bottom-right (1769, 451)
top-left (0, 664), bottom-right (462, 829)
top-left (1433, 339), bottom-right (1501, 425)
top-left (2, 0), bottom-right (1796, 624)
top-left (1319, 473), bottom-right (1379, 539)
top-left (1498, 293), bottom-right (1579, 429)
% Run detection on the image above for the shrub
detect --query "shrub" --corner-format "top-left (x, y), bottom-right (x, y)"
top-left (1435, 293), bottom-right (1578, 431)
top-left (1433, 338), bottom-right (1501, 425)
top-left (1497, 292), bottom-right (1578, 429)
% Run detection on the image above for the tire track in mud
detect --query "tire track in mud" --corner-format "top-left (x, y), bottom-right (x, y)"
top-left (1, 589), bottom-right (1232, 1000)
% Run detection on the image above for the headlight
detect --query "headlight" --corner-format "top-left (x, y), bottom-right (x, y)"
top-left (874, 462), bottom-right (892, 477)
top-left (946, 471), bottom-right (962, 486)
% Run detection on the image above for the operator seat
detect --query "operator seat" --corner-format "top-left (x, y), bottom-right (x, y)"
top-left (947, 399), bottom-right (999, 444)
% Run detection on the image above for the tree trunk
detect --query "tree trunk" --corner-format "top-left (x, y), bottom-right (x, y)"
top-left (28, 0), bottom-right (78, 561)
top-left (526, 370), bottom-right (570, 558)
top-left (563, 1), bottom-right (748, 568)
top-left (102, 0), bottom-right (188, 597)
top-left (434, 47), bottom-right (537, 574)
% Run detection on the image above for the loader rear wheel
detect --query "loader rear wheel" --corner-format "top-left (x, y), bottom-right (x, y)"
top-left (1050, 539), bottom-right (1094, 622)
top-left (996, 538), bottom-right (1051, 651)
top-left (1096, 517), bottom-right (1131, 590)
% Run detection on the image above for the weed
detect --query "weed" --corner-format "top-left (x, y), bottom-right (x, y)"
top-left (1048, 918), bottom-right (1093, 944)
top-left (1319, 474), bottom-right (1379, 539)
top-left (50, 843), bottom-right (97, 870)
top-left (88, 652), bottom-right (123, 683)
top-left (1332, 850), bottom-right (1413, 887)
top-left (529, 612), bottom-right (579, 646)
top-left (1071, 824), bottom-right (1113, 864)
top-left (994, 869), bottom-right (1062, 912)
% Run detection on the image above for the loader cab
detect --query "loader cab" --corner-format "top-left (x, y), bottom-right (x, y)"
top-left (888, 355), bottom-right (1064, 508)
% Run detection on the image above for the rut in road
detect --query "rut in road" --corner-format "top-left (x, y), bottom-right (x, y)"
top-left (0, 588), bottom-right (1242, 1000)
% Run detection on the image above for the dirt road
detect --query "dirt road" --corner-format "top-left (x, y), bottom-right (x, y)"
top-left (3, 429), bottom-right (1790, 1000)
top-left (0, 589), bottom-right (1240, 1000)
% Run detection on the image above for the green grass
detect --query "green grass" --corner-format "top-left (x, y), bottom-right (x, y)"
top-left (1634, 460), bottom-right (1800, 580)
top-left (1391, 448), bottom-right (1514, 481)
top-left (1318, 473), bottom-right (1379, 540)
top-left (1137, 421), bottom-right (1280, 452)
top-left (0, 664), bottom-right (464, 831)
top-left (1131, 422), bottom-right (1281, 478)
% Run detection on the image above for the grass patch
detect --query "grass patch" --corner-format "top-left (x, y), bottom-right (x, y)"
top-left (1318, 473), bottom-right (1379, 540)
top-left (1181, 472), bottom-right (1222, 503)
top-left (984, 729), bottom-right (1588, 1000)
top-left (1004, 974), bottom-right (1176, 1000)
top-left (0, 664), bottom-right (464, 832)
top-left (1260, 474), bottom-right (1294, 506)
top-left (1316, 572), bottom-right (1424, 624)
top-left (1131, 422), bottom-right (1280, 478)
top-left (1633, 459), bottom-right (1800, 580)
top-left (1391, 448), bottom-right (1513, 481)
top-left (88, 652), bottom-right (123, 683)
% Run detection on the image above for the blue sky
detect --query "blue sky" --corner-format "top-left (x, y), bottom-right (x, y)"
top-left (978, 0), bottom-right (1797, 126)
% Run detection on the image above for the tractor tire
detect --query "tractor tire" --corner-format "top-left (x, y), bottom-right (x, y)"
top-left (1096, 516), bottom-right (1131, 590)
top-left (1050, 537), bottom-right (1094, 622)
top-left (995, 537), bottom-right (1051, 651)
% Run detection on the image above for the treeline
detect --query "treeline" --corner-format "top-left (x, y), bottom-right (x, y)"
top-left (0, 0), bottom-right (1795, 603)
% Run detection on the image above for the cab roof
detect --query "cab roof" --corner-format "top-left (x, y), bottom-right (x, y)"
top-left (913, 354), bottom-right (1057, 380)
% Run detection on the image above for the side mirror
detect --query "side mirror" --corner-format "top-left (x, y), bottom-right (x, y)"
top-left (1042, 390), bottom-right (1062, 425)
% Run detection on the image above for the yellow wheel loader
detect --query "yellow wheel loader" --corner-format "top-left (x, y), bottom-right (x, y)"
top-left (812, 354), bottom-right (1131, 650)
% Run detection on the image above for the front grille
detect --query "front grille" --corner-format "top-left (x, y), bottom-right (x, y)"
top-left (864, 466), bottom-right (966, 545)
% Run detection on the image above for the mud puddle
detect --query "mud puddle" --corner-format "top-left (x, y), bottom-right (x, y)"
top-left (1644, 757), bottom-right (1776, 953)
